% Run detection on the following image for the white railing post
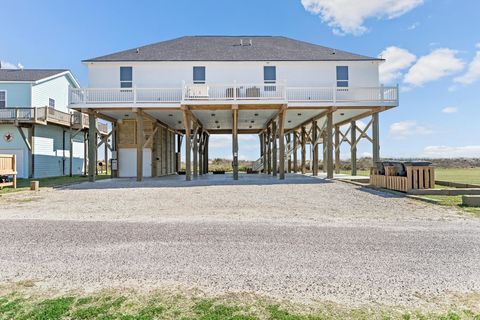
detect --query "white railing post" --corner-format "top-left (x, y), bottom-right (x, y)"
top-left (233, 80), bottom-right (237, 100)
top-left (133, 87), bottom-right (137, 104)
top-left (283, 80), bottom-right (287, 100)
top-left (181, 80), bottom-right (186, 101)
top-left (380, 84), bottom-right (384, 102)
top-left (333, 86), bottom-right (336, 105)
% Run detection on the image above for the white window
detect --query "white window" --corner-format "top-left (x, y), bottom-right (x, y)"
top-left (336, 66), bottom-right (349, 87)
top-left (49, 98), bottom-right (55, 109)
top-left (120, 66), bottom-right (133, 88)
top-left (264, 66), bottom-right (276, 84)
top-left (193, 66), bottom-right (206, 84)
top-left (0, 91), bottom-right (6, 108)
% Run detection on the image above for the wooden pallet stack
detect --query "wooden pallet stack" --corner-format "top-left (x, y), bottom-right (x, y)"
top-left (370, 165), bottom-right (435, 192)
top-left (0, 154), bottom-right (17, 189)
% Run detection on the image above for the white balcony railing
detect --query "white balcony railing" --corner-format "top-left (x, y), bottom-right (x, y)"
top-left (69, 83), bottom-right (398, 106)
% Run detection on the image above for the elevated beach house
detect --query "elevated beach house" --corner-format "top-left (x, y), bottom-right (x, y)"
top-left (0, 68), bottom-right (107, 178)
top-left (69, 36), bottom-right (399, 181)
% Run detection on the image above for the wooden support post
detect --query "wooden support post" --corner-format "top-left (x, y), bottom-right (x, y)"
top-left (198, 129), bottom-right (203, 176)
top-left (312, 120), bottom-right (318, 176)
top-left (267, 126), bottom-right (272, 175)
top-left (182, 110), bottom-right (191, 181)
top-left (372, 113), bottom-right (380, 165)
top-left (326, 111), bottom-right (334, 179)
top-left (232, 107), bottom-right (239, 180)
top-left (84, 131), bottom-right (88, 176)
top-left (88, 112), bottom-right (96, 182)
top-left (193, 126), bottom-right (198, 178)
top-left (301, 126), bottom-right (306, 174)
top-left (136, 109), bottom-right (144, 182)
top-left (351, 121), bottom-right (357, 176)
top-left (176, 134), bottom-right (183, 174)
top-left (259, 133), bottom-right (264, 172)
top-left (278, 109), bottom-right (286, 180)
top-left (293, 131), bottom-right (298, 173)
top-left (335, 126), bottom-right (340, 174)
top-left (204, 133), bottom-right (209, 174)
top-left (272, 120), bottom-right (277, 176)
top-left (104, 134), bottom-right (108, 175)
top-left (151, 123), bottom-right (158, 177)
top-left (322, 133), bottom-right (327, 173)
top-left (112, 123), bottom-right (118, 178)
top-left (286, 133), bottom-right (292, 173)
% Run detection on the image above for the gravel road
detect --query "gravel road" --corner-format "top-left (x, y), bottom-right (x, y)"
top-left (1, 174), bottom-right (479, 309)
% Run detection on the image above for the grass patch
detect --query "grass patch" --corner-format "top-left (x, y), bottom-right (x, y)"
top-left (418, 195), bottom-right (480, 217)
top-left (435, 168), bottom-right (480, 185)
top-left (0, 292), bottom-right (479, 320)
top-left (0, 174), bottom-right (111, 195)
top-left (338, 170), bottom-right (369, 176)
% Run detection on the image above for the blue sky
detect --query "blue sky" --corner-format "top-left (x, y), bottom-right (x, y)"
top-left (1, 0), bottom-right (479, 160)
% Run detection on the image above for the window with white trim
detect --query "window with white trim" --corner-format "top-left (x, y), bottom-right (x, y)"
top-left (0, 91), bottom-right (5, 108)
top-left (264, 66), bottom-right (276, 92)
top-left (49, 98), bottom-right (55, 109)
top-left (336, 66), bottom-right (349, 87)
top-left (120, 66), bottom-right (133, 88)
top-left (193, 66), bottom-right (206, 84)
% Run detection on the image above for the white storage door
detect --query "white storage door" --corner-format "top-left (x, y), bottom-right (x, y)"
top-left (0, 149), bottom-right (26, 178)
top-left (118, 148), bottom-right (152, 178)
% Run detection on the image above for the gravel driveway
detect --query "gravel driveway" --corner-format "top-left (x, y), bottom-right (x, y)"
top-left (1, 173), bottom-right (479, 309)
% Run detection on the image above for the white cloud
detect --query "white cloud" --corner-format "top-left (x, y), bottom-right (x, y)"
top-left (378, 46), bottom-right (417, 84)
top-left (404, 48), bottom-right (465, 86)
top-left (0, 60), bottom-right (18, 69)
top-left (301, 0), bottom-right (424, 35)
top-left (407, 22), bottom-right (420, 30)
top-left (441, 107), bottom-right (458, 114)
top-left (423, 145), bottom-right (480, 158)
top-left (209, 135), bottom-right (231, 149)
top-left (389, 120), bottom-right (433, 139)
top-left (454, 47), bottom-right (480, 85)
top-left (361, 151), bottom-right (372, 158)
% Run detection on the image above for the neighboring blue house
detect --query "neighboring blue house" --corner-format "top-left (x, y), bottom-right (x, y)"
top-left (0, 68), bottom-right (90, 178)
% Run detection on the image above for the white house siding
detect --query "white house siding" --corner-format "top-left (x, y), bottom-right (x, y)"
top-left (118, 148), bottom-right (152, 178)
top-left (31, 74), bottom-right (73, 112)
top-left (0, 125), bottom-right (29, 178)
top-left (71, 134), bottom-right (85, 175)
top-left (87, 61), bottom-right (381, 88)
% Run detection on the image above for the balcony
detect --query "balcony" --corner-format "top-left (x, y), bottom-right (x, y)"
top-left (69, 83), bottom-right (399, 107)
top-left (0, 107), bottom-right (109, 134)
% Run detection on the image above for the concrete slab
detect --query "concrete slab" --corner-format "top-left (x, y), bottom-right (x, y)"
top-left (463, 195), bottom-right (480, 207)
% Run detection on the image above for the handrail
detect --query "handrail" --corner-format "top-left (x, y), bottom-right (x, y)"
top-left (69, 85), bottom-right (398, 105)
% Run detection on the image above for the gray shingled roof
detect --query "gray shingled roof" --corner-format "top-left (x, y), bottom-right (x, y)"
top-left (0, 69), bottom-right (69, 82)
top-left (84, 36), bottom-right (381, 62)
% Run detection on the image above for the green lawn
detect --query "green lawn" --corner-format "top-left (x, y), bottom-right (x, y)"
top-left (338, 170), bottom-right (369, 176)
top-left (434, 168), bottom-right (480, 185)
top-left (0, 175), bottom-right (111, 195)
top-left (340, 167), bottom-right (480, 184)
top-left (0, 291), bottom-right (478, 320)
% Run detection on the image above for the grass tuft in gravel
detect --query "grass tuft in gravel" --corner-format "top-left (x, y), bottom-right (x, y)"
top-left (1, 292), bottom-right (480, 320)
